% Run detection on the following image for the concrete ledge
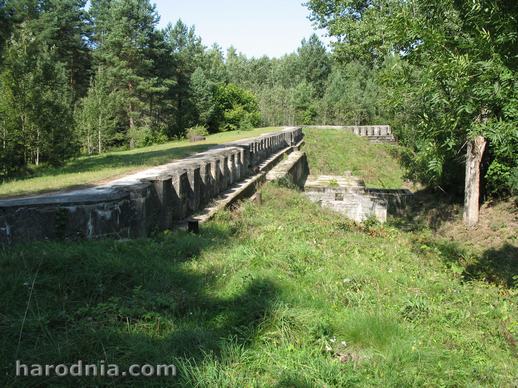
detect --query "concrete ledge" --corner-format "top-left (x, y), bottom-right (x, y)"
top-left (0, 127), bottom-right (304, 244)
top-left (188, 139), bottom-right (303, 225)
top-left (266, 151), bottom-right (309, 188)
top-left (304, 175), bottom-right (413, 223)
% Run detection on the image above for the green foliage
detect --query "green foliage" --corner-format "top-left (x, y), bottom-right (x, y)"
top-left (210, 83), bottom-right (260, 132)
top-left (75, 68), bottom-right (120, 154)
top-left (185, 125), bottom-right (209, 140)
top-left (0, 22), bottom-right (76, 175)
top-left (0, 127), bottom-right (280, 197)
top-left (322, 63), bottom-right (386, 125)
top-left (307, 0), bottom-right (518, 196)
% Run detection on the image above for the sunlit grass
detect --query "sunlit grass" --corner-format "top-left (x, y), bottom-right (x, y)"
top-left (304, 127), bottom-right (406, 189)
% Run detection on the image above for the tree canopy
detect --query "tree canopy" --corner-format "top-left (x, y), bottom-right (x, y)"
top-left (0, 0), bottom-right (515, 200)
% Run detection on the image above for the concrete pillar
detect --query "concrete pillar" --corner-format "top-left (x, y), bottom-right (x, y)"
top-left (198, 159), bottom-right (212, 208)
top-left (127, 182), bottom-right (158, 237)
top-left (234, 148), bottom-right (242, 180)
top-left (227, 152), bottom-right (235, 185)
top-left (241, 145), bottom-right (251, 173)
top-left (220, 154), bottom-right (229, 191)
top-left (150, 175), bottom-right (174, 230)
top-left (184, 163), bottom-right (202, 213)
top-left (209, 157), bottom-right (221, 197)
top-left (171, 170), bottom-right (189, 221)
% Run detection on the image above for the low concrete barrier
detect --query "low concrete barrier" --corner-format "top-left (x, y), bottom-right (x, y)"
top-left (266, 151), bottom-right (309, 188)
top-left (304, 125), bottom-right (396, 143)
top-left (0, 127), bottom-right (303, 244)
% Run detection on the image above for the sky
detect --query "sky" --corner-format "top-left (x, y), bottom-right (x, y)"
top-left (152, 0), bottom-right (329, 58)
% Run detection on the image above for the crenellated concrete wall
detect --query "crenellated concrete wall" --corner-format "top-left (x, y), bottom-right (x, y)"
top-left (0, 127), bottom-right (303, 244)
top-left (304, 125), bottom-right (396, 143)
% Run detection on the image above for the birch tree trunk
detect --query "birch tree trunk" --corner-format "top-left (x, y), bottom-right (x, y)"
top-left (463, 135), bottom-right (487, 228)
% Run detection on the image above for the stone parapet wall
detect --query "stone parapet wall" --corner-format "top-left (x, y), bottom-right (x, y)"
top-left (304, 125), bottom-right (396, 143)
top-left (0, 127), bottom-right (303, 244)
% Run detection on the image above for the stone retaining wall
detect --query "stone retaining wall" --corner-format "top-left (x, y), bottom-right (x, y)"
top-left (0, 127), bottom-right (303, 244)
top-left (304, 175), bottom-right (388, 223)
top-left (304, 175), bottom-right (413, 223)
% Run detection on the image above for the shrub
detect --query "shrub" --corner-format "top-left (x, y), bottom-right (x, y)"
top-left (186, 126), bottom-right (209, 140)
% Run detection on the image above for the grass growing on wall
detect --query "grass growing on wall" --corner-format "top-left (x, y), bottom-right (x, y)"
top-left (304, 127), bottom-right (406, 189)
top-left (1, 184), bottom-right (516, 386)
top-left (0, 127), bottom-right (280, 198)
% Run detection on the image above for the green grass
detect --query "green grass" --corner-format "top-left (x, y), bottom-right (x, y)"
top-left (0, 127), bottom-right (280, 198)
top-left (0, 129), bottom-right (516, 386)
top-left (304, 127), bottom-right (406, 189)
top-left (0, 184), bottom-right (516, 386)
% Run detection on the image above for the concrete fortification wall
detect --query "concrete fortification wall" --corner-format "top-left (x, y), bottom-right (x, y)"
top-left (0, 127), bottom-right (304, 244)
top-left (304, 125), bottom-right (396, 143)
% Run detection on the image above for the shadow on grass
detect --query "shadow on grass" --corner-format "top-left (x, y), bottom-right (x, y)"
top-left (414, 238), bottom-right (517, 289)
top-left (465, 243), bottom-right (517, 288)
top-left (0, 223), bottom-right (278, 386)
top-left (389, 189), bottom-right (461, 232)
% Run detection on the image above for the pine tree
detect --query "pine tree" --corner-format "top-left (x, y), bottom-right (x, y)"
top-left (92, 0), bottom-right (163, 147)
top-left (297, 34), bottom-right (331, 97)
top-left (164, 20), bottom-right (205, 136)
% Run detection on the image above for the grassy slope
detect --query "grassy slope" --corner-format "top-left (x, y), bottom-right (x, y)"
top-left (304, 127), bottom-right (406, 189)
top-left (0, 130), bottom-right (516, 386)
top-left (0, 127), bottom-right (280, 198)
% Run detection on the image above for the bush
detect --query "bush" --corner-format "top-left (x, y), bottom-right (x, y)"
top-left (209, 83), bottom-right (260, 132)
top-left (186, 126), bottom-right (209, 140)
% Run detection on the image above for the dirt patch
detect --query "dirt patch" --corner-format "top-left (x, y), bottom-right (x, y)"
top-left (438, 199), bottom-right (518, 251)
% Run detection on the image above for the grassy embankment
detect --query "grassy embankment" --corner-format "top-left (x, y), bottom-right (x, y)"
top-left (0, 127), bottom-right (280, 198)
top-left (0, 128), bottom-right (516, 386)
top-left (304, 127), bottom-right (406, 189)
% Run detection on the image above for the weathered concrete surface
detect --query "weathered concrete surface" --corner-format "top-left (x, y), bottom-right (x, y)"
top-left (266, 151), bottom-right (309, 188)
top-left (305, 125), bottom-right (396, 143)
top-left (365, 188), bottom-right (414, 216)
top-left (189, 136), bottom-right (305, 225)
top-left (304, 174), bottom-right (413, 223)
top-left (304, 175), bottom-right (388, 223)
top-left (0, 127), bottom-right (304, 244)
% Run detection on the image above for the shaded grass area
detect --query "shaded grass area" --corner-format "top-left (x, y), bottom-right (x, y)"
top-left (303, 127), bottom-right (406, 189)
top-left (0, 127), bottom-right (280, 198)
top-left (1, 185), bottom-right (516, 386)
top-left (390, 191), bottom-right (518, 289)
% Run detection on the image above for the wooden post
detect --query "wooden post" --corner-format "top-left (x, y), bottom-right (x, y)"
top-left (463, 136), bottom-right (487, 228)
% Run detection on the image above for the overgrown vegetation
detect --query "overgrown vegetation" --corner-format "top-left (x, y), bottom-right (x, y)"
top-left (2, 0), bottom-right (515, 202)
top-left (308, 0), bottom-right (518, 198)
top-left (1, 132), bottom-right (516, 386)
top-left (304, 127), bottom-right (406, 189)
top-left (0, 0), bottom-right (389, 183)
top-left (1, 184), bottom-right (516, 386)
